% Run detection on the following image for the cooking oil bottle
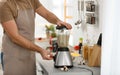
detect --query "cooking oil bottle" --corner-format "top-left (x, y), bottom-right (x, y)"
top-left (79, 37), bottom-right (83, 54)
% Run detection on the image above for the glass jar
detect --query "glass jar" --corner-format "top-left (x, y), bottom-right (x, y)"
top-left (56, 26), bottom-right (70, 47)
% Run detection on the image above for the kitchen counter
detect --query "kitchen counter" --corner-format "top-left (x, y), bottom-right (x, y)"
top-left (35, 38), bottom-right (100, 75)
top-left (36, 53), bottom-right (100, 75)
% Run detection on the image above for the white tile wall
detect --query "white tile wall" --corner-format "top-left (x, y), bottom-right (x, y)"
top-left (0, 64), bottom-right (3, 75)
top-left (0, 25), bottom-right (3, 75)
top-left (0, 25), bottom-right (3, 50)
top-left (83, 25), bottom-right (100, 46)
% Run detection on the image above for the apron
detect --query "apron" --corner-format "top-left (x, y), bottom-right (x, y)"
top-left (2, 1), bottom-right (36, 75)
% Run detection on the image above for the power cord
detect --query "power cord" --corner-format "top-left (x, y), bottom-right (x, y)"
top-left (74, 66), bottom-right (94, 75)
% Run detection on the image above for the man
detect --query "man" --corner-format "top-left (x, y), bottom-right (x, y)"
top-left (0, 0), bottom-right (72, 75)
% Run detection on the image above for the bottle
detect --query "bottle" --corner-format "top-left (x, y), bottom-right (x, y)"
top-left (91, 3), bottom-right (95, 12)
top-left (79, 38), bottom-right (83, 54)
top-left (86, 2), bottom-right (91, 11)
top-left (91, 14), bottom-right (95, 24)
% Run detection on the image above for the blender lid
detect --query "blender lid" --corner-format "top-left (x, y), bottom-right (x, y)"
top-left (56, 25), bottom-right (68, 30)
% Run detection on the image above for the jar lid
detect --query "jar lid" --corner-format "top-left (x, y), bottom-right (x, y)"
top-left (56, 25), bottom-right (68, 30)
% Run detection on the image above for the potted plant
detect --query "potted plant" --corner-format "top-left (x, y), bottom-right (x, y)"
top-left (45, 24), bottom-right (56, 38)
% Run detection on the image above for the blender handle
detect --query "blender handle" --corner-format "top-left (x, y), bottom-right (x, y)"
top-left (53, 54), bottom-right (56, 62)
top-left (52, 42), bottom-right (58, 62)
top-left (52, 42), bottom-right (58, 52)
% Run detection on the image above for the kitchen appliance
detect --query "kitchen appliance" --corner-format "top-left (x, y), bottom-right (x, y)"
top-left (54, 25), bottom-right (73, 68)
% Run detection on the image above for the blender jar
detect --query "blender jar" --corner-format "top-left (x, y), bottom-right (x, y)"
top-left (56, 26), bottom-right (70, 47)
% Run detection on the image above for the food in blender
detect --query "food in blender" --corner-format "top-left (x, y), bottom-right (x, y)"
top-left (57, 34), bottom-right (69, 47)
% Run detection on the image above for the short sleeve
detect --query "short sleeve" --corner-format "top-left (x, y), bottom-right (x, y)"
top-left (0, 3), bottom-right (14, 23)
top-left (34, 0), bottom-right (42, 10)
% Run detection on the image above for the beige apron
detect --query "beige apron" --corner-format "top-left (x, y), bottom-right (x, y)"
top-left (2, 1), bottom-right (36, 75)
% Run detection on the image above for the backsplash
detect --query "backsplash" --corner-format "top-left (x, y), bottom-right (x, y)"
top-left (83, 25), bottom-right (100, 46)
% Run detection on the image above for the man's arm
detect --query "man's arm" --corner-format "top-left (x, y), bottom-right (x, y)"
top-left (36, 5), bottom-right (72, 29)
top-left (1, 20), bottom-right (52, 60)
top-left (36, 5), bottom-right (60, 24)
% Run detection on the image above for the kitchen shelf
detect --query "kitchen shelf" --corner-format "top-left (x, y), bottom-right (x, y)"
top-left (86, 11), bottom-right (95, 14)
top-left (86, 0), bottom-right (98, 25)
top-left (64, 0), bottom-right (73, 22)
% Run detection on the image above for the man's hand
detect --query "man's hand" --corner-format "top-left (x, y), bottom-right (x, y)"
top-left (40, 49), bottom-right (53, 60)
top-left (57, 21), bottom-right (72, 29)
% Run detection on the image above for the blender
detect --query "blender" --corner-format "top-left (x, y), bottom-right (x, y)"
top-left (54, 25), bottom-right (73, 68)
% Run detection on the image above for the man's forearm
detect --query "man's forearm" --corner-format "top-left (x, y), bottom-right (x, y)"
top-left (11, 34), bottom-right (43, 53)
top-left (44, 12), bottom-right (60, 24)
top-left (36, 6), bottom-right (61, 25)
top-left (2, 20), bottom-right (44, 54)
